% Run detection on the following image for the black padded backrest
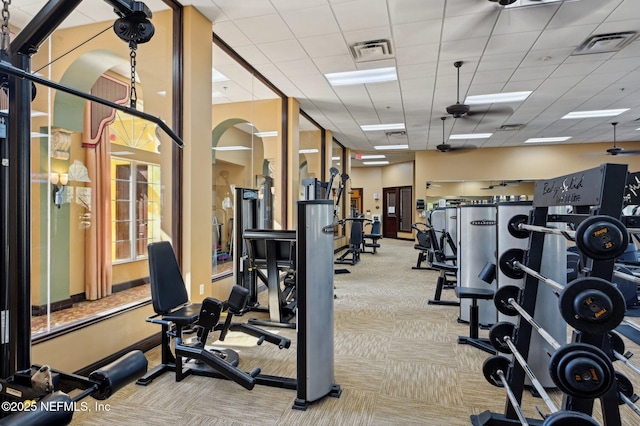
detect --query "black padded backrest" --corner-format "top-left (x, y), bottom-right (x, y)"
top-left (351, 221), bottom-right (363, 245)
top-left (148, 241), bottom-right (189, 314)
top-left (370, 220), bottom-right (381, 235)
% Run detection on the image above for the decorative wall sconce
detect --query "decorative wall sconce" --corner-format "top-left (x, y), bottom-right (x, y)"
top-left (51, 172), bottom-right (68, 208)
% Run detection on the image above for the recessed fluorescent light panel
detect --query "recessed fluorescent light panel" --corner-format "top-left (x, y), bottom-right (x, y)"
top-left (374, 144), bottom-right (408, 150)
top-left (212, 146), bottom-right (251, 151)
top-left (449, 133), bottom-right (493, 140)
top-left (525, 137), bottom-right (572, 143)
top-left (212, 68), bottom-right (230, 82)
top-left (562, 109), bottom-right (629, 119)
top-left (360, 154), bottom-right (386, 159)
top-left (254, 131), bottom-right (278, 137)
top-left (325, 67), bottom-right (397, 86)
top-left (464, 91), bottom-right (532, 105)
top-left (361, 123), bottom-right (405, 132)
top-left (299, 149), bottom-right (319, 154)
top-left (363, 161), bottom-right (389, 165)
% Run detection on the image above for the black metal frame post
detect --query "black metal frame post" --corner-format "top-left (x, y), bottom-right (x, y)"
top-left (2, 0), bottom-right (163, 378)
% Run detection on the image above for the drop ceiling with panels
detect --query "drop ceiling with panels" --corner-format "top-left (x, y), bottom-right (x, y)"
top-left (11, 0), bottom-right (640, 163)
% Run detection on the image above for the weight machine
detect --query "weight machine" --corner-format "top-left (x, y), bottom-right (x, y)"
top-left (0, 1), bottom-right (185, 421)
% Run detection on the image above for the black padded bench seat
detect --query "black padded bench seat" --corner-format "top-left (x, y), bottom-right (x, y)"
top-left (454, 286), bottom-right (496, 354)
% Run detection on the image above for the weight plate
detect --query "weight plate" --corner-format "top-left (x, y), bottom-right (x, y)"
top-left (614, 371), bottom-right (634, 405)
top-left (608, 331), bottom-right (625, 360)
top-left (542, 410), bottom-right (599, 426)
top-left (558, 277), bottom-right (626, 334)
top-left (549, 343), bottom-right (615, 399)
top-left (489, 322), bottom-right (517, 354)
top-left (507, 214), bottom-right (530, 239)
top-left (482, 355), bottom-right (511, 388)
top-left (493, 285), bottom-right (521, 317)
top-left (499, 248), bottom-right (526, 279)
top-left (575, 215), bottom-right (628, 261)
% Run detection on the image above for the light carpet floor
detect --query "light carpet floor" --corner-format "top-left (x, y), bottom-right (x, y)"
top-left (71, 238), bottom-right (640, 425)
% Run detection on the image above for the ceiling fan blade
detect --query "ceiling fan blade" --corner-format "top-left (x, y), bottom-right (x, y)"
top-left (466, 106), bottom-right (514, 117)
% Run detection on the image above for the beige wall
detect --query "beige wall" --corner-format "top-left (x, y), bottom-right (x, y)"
top-left (183, 7), bottom-right (215, 302)
top-left (33, 305), bottom-right (157, 372)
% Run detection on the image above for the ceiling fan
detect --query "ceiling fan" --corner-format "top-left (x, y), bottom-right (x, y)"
top-left (445, 61), bottom-right (513, 120)
top-left (436, 116), bottom-right (478, 153)
top-left (606, 122), bottom-right (640, 156)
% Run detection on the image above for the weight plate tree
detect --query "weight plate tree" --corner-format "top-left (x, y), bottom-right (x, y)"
top-left (470, 163), bottom-right (629, 426)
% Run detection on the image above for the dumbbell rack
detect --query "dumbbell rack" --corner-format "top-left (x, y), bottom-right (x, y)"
top-left (472, 163), bottom-right (629, 426)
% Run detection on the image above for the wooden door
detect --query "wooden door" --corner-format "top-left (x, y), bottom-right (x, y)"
top-left (383, 187), bottom-right (398, 238)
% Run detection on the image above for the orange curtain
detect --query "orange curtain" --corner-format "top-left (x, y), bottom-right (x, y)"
top-left (84, 115), bottom-right (113, 300)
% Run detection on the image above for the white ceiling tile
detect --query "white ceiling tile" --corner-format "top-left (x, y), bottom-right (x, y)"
top-left (395, 43), bottom-right (441, 65)
top-left (520, 47), bottom-right (574, 67)
top-left (398, 62), bottom-right (438, 79)
top-left (607, 0), bottom-right (640, 22)
top-left (388, 0), bottom-right (445, 24)
top-left (271, 0), bottom-right (329, 12)
top-left (531, 25), bottom-right (598, 51)
top-left (445, 0), bottom-right (498, 18)
top-left (213, 21), bottom-right (253, 46)
top-left (392, 20), bottom-right (442, 47)
top-left (280, 6), bottom-right (341, 38)
top-left (548, 0), bottom-right (620, 29)
top-left (477, 52), bottom-right (527, 72)
top-left (299, 33), bottom-right (351, 57)
top-left (485, 31), bottom-right (540, 55)
top-left (312, 55), bottom-right (357, 73)
top-left (331, 0), bottom-right (390, 32)
top-left (342, 26), bottom-right (392, 45)
top-left (234, 14), bottom-right (294, 44)
top-left (440, 37), bottom-right (489, 60)
top-left (233, 45), bottom-right (272, 65)
top-left (257, 39), bottom-right (309, 62)
top-left (442, 12), bottom-right (498, 42)
top-left (211, 0), bottom-right (277, 20)
top-left (275, 59), bottom-right (320, 77)
top-left (595, 19), bottom-right (640, 35)
top-left (493, 3), bottom-right (559, 35)
top-left (552, 61), bottom-right (604, 78)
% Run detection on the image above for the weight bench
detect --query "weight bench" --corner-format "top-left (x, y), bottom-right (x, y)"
top-left (454, 286), bottom-right (496, 354)
top-left (362, 219), bottom-right (382, 254)
top-left (137, 241), bottom-right (291, 388)
top-left (428, 261), bottom-right (459, 306)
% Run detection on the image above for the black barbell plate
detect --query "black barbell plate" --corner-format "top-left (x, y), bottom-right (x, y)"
top-left (489, 322), bottom-right (517, 354)
top-left (494, 285), bottom-right (521, 317)
top-left (558, 277), bottom-right (626, 334)
top-left (549, 343), bottom-right (615, 399)
top-left (482, 355), bottom-right (511, 388)
top-left (498, 248), bottom-right (525, 279)
top-left (507, 214), bottom-right (530, 239)
top-left (615, 371), bottom-right (634, 405)
top-left (575, 215), bottom-right (628, 261)
top-left (608, 331), bottom-right (625, 361)
top-left (542, 410), bottom-right (600, 426)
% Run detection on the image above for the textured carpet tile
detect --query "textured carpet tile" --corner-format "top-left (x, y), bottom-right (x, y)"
top-left (70, 238), bottom-right (640, 425)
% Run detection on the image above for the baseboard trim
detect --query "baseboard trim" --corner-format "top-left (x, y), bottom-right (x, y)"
top-left (74, 333), bottom-right (161, 377)
top-left (32, 277), bottom-right (149, 317)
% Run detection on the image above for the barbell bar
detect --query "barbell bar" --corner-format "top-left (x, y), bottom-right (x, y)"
top-left (615, 372), bottom-right (640, 417)
top-left (489, 319), bottom-right (615, 399)
top-left (483, 353), bottom-right (600, 425)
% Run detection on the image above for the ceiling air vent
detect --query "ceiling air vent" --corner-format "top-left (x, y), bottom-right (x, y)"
top-left (351, 39), bottom-right (394, 63)
top-left (497, 124), bottom-right (525, 131)
top-left (572, 32), bottom-right (638, 55)
top-left (385, 131), bottom-right (406, 137)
